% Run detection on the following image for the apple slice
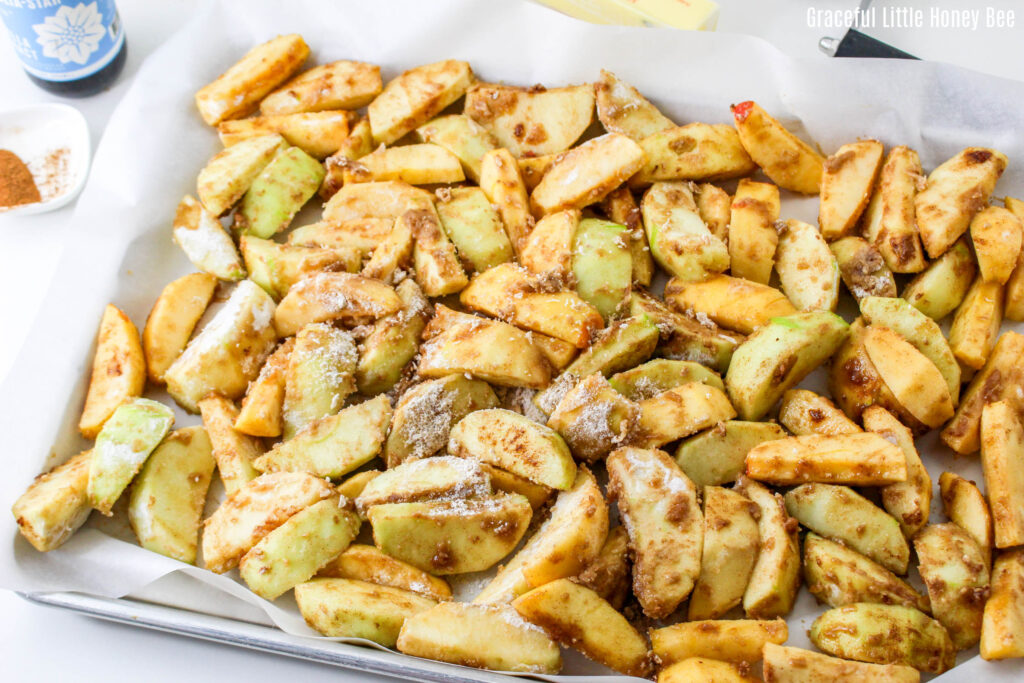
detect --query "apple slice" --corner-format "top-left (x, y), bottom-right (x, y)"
top-left (448, 409), bottom-right (576, 490)
top-left (473, 467), bottom-right (608, 604)
top-left (79, 304), bottom-right (146, 439)
top-left (512, 579), bottom-right (651, 677)
top-left (863, 325), bottom-right (954, 428)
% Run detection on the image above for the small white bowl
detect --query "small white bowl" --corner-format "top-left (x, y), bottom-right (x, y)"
top-left (0, 103), bottom-right (91, 217)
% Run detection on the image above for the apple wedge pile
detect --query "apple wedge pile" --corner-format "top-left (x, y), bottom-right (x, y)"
top-left (13, 33), bottom-right (1024, 681)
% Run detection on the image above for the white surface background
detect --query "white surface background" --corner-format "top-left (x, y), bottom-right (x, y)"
top-left (0, 1), bottom-right (1022, 681)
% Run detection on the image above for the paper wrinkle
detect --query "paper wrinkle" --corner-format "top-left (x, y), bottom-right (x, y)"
top-left (2, 0), bottom-right (1023, 680)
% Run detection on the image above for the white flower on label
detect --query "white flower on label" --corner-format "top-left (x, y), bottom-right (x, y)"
top-left (32, 2), bottom-right (106, 65)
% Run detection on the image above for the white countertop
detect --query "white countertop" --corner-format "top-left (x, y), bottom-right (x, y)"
top-left (1, 1), bottom-right (1021, 681)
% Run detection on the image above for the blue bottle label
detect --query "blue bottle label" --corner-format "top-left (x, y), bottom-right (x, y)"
top-left (0, 0), bottom-right (124, 82)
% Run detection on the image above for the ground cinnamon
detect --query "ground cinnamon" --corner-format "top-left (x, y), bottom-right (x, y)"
top-left (0, 149), bottom-right (41, 209)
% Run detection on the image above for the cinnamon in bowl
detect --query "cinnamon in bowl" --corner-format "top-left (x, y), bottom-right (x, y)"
top-left (0, 149), bottom-right (41, 210)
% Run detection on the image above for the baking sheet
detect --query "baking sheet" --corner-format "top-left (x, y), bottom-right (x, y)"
top-left (2, 0), bottom-right (1024, 679)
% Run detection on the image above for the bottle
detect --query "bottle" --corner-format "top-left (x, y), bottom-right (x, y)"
top-left (0, 0), bottom-right (127, 97)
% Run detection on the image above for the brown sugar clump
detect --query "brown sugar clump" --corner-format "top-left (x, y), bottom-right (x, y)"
top-left (0, 149), bottom-right (41, 209)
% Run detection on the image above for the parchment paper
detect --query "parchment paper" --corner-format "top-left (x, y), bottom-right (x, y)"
top-left (2, 0), bottom-right (1024, 679)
